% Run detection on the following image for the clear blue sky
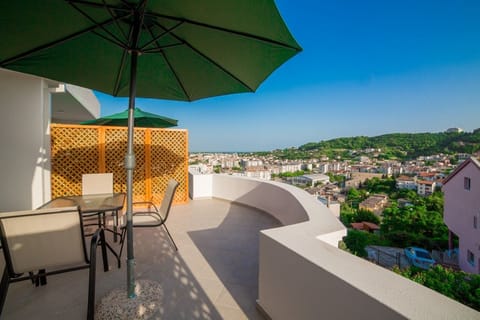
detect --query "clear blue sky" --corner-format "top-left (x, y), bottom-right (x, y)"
top-left (95, 0), bottom-right (480, 152)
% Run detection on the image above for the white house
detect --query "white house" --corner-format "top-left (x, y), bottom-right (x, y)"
top-left (417, 180), bottom-right (436, 196)
top-left (280, 162), bottom-right (302, 173)
top-left (244, 167), bottom-right (271, 181)
top-left (0, 68), bottom-right (99, 211)
top-left (396, 175), bottom-right (417, 190)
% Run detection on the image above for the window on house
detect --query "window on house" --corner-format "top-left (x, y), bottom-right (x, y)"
top-left (464, 177), bottom-right (471, 190)
top-left (467, 250), bottom-right (475, 266)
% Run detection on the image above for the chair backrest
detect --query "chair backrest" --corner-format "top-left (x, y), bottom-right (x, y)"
top-left (0, 206), bottom-right (87, 275)
top-left (159, 180), bottom-right (179, 221)
top-left (82, 173), bottom-right (113, 195)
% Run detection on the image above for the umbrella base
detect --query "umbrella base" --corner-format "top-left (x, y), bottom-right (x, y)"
top-left (95, 279), bottom-right (163, 320)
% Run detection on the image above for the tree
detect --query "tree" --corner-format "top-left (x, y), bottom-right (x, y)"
top-left (363, 177), bottom-right (396, 195)
top-left (380, 201), bottom-right (448, 250)
top-left (355, 209), bottom-right (380, 225)
top-left (340, 203), bottom-right (356, 226)
top-left (342, 230), bottom-right (379, 257)
top-left (347, 188), bottom-right (365, 208)
top-left (394, 265), bottom-right (480, 311)
top-left (424, 191), bottom-right (444, 213)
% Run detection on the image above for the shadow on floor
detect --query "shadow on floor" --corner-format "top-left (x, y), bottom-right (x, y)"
top-left (188, 202), bottom-right (281, 319)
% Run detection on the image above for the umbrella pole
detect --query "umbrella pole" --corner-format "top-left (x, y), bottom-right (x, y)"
top-left (125, 9), bottom-right (143, 299)
top-left (126, 50), bottom-right (137, 298)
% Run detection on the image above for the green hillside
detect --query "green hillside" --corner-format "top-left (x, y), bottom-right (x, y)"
top-left (297, 130), bottom-right (480, 160)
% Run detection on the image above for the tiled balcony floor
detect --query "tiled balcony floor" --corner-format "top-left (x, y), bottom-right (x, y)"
top-left (1, 198), bottom-right (281, 319)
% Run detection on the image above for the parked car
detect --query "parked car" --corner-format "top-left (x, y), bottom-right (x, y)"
top-left (404, 247), bottom-right (436, 269)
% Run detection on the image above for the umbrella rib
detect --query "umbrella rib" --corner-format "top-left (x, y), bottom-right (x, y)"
top-left (0, 17), bottom-right (126, 67)
top-left (139, 21), bottom-right (184, 52)
top-left (163, 52), bottom-right (192, 100)
top-left (112, 23), bottom-right (136, 96)
top-left (112, 49), bottom-right (130, 96)
top-left (144, 25), bottom-right (192, 101)
top-left (67, 0), bottom-right (133, 12)
top-left (145, 13), bottom-right (302, 53)
top-left (142, 44), bottom-right (184, 54)
top-left (68, 1), bottom-right (131, 49)
top-left (153, 21), bottom-right (255, 92)
top-left (91, 31), bottom-right (129, 50)
top-left (101, 0), bottom-right (129, 43)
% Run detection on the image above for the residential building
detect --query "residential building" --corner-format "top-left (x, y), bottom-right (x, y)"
top-left (351, 221), bottom-right (380, 233)
top-left (417, 180), bottom-right (436, 196)
top-left (240, 158), bottom-right (263, 168)
top-left (446, 127), bottom-right (464, 133)
top-left (244, 167), bottom-right (271, 180)
top-left (318, 162), bottom-right (329, 173)
top-left (418, 172), bottom-right (437, 181)
top-left (443, 157), bottom-right (480, 274)
top-left (188, 163), bottom-right (211, 174)
top-left (396, 175), bottom-right (417, 190)
top-left (280, 162), bottom-right (302, 173)
top-left (302, 162), bottom-right (313, 171)
top-left (344, 172), bottom-right (383, 189)
top-left (294, 173), bottom-right (330, 187)
top-left (359, 194), bottom-right (389, 215)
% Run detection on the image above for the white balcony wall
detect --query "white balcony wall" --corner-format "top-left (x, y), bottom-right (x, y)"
top-left (189, 171), bottom-right (213, 199)
top-left (0, 69), bottom-right (51, 211)
top-left (189, 174), bottom-right (479, 319)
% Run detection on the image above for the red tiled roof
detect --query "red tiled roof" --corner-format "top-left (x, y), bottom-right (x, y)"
top-left (363, 222), bottom-right (380, 230)
top-left (417, 180), bottom-right (434, 185)
top-left (351, 221), bottom-right (380, 231)
top-left (351, 222), bottom-right (364, 230)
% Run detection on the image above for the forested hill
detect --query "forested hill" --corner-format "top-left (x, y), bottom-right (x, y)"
top-left (298, 130), bottom-right (480, 159)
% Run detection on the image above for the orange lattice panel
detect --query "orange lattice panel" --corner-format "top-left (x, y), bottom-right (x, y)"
top-left (51, 125), bottom-right (100, 198)
top-left (150, 129), bottom-right (188, 204)
top-left (50, 124), bottom-right (188, 204)
top-left (104, 127), bottom-right (146, 202)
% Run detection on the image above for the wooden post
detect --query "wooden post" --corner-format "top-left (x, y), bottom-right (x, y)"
top-left (145, 129), bottom-right (152, 202)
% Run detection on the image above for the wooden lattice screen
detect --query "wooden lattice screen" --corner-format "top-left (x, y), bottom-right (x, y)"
top-left (51, 124), bottom-right (188, 204)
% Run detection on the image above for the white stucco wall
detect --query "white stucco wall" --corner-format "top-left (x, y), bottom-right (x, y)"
top-left (189, 174), bottom-right (479, 319)
top-left (188, 171), bottom-right (213, 199)
top-left (443, 159), bottom-right (480, 274)
top-left (0, 69), bottom-right (51, 211)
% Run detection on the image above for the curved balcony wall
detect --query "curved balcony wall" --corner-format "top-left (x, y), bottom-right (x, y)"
top-left (189, 173), bottom-right (479, 319)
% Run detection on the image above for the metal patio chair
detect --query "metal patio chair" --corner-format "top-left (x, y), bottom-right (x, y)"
top-left (0, 206), bottom-right (109, 320)
top-left (119, 179), bottom-right (179, 257)
top-left (82, 173), bottom-right (121, 241)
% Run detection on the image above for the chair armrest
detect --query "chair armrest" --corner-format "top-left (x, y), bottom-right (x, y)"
top-left (132, 201), bottom-right (159, 212)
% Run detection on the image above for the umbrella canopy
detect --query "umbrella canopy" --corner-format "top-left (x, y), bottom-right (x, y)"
top-left (81, 107), bottom-right (178, 128)
top-left (0, 1), bottom-right (300, 101)
top-left (0, 0), bottom-right (301, 299)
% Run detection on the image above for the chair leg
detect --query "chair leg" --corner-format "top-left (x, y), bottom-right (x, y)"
top-left (163, 224), bottom-right (178, 251)
top-left (113, 210), bottom-right (118, 242)
top-left (99, 229), bottom-right (109, 272)
top-left (118, 228), bottom-right (127, 260)
top-left (88, 230), bottom-right (101, 320)
top-left (0, 268), bottom-right (10, 317)
top-left (39, 269), bottom-right (47, 286)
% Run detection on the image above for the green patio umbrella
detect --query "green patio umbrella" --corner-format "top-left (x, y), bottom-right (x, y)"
top-left (81, 107), bottom-right (178, 128)
top-left (0, 0), bottom-right (301, 299)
